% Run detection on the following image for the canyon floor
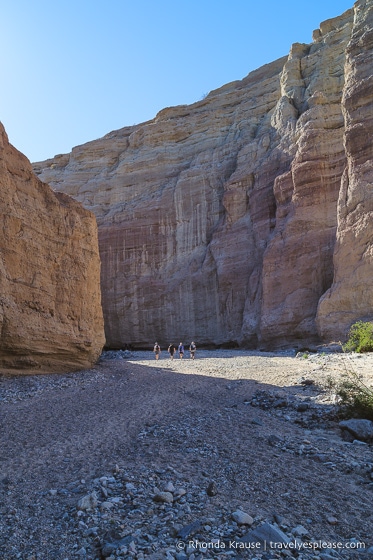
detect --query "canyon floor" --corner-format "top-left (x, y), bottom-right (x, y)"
top-left (0, 350), bottom-right (372, 560)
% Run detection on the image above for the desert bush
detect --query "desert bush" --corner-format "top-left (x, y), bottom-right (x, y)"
top-left (343, 320), bottom-right (373, 353)
top-left (326, 353), bottom-right (373, 420)
top-left (336, 377), bottom-right (373, 421)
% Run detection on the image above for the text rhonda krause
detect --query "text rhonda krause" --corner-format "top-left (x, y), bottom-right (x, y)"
top-left (185, 539), bottom-right (366, 551)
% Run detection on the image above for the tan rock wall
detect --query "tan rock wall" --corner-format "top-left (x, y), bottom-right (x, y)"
top-left (317, 0), bottom-right (373, 340)
top-left (260, 13), bottom-right (353, 346)
top-left (0, 124), bottom-right (105, 372)
top-left (34, 1), bottom-right (373, 349)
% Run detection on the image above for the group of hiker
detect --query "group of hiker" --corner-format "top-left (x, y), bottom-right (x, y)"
top-left (153, 341), bottom-right (196, 360)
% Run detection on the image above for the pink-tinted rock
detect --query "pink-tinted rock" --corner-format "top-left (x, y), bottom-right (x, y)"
top-left (317, 0), bottom-right (373, 341)
top-left (33, 2), bottom-right (373, 350)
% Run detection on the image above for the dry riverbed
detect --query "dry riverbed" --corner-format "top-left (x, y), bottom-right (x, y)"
top-left (0, 349), bottom-right (372, 560)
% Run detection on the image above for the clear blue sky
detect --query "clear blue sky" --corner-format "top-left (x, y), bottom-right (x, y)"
top-left (1, 0), bottom-right (353, 163)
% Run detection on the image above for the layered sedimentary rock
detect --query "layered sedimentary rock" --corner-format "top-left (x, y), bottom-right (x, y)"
top-left (317, 0), bottom-right (373, 339)
top-left (34, 0), bottom-right (373, 349)
top-left (260, 13), bottom-right (353, 346)
top-left (0, 123), bottom-right (105, 373)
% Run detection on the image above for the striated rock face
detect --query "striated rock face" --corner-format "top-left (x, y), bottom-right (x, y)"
top-left (34, 0), bottom-right (373, 349)
top-left (317, 0), bottom-right (373, 340)
top-left (260, 13), bottom-right (353, 346)
top-left (0, 123), bottom-right (105, 373)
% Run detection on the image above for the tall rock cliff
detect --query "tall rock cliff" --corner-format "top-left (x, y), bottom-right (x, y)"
top-left (34, 0), bottom-right (373, 349)
top-left (317, 0), bottom-right (373, 339)
top-left (0, 123), bottom-right (105, 373)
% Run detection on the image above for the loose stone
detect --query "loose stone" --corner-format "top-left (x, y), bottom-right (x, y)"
top-left (153, 491), bottom-right (174, 504)
top-left (232, 510), bottom-right (254, 526)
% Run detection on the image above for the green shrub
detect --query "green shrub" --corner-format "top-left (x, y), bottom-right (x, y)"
top-left (336, 377), bottom-right (373, 421)
top-left (343, 320), bottom-right (373, 353)
top-left (326, 350), bottom-right (373, 420)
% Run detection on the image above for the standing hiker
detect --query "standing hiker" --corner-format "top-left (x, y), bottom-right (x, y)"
top-left (153, 342), bottom-right (161, 360)
top-left (178, 342), bottom-right (184, 359)
top-left (168, 343), bottom-right (176, 360)
top-left (189, 341), bottom-right (196, 359)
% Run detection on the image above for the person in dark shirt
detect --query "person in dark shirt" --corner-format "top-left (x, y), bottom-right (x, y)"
top-left (189, 341), bottom-right (196, 359)
top-left (168, 344), bottom-right (176, 360)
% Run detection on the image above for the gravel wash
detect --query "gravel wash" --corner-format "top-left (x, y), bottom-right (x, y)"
top-left (0, 350), bottom-right (372, 560)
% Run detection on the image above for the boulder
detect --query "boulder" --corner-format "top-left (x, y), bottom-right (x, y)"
top-left (339, 419), bottom-right (373, 443)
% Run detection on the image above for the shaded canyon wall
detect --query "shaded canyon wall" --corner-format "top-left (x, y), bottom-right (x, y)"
top-left (34, 0), bottom-right (373, 349)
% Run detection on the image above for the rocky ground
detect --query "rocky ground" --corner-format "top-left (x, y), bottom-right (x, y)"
top-left (0, 349), bottom-right (373, 560)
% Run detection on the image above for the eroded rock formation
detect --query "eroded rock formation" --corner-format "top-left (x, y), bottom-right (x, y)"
top-left (34, 0), bottom-right (373, 349)
top-left (0, 123), bottom-right (105, 373)
top-left (317, 0), bottom-right (373, 340)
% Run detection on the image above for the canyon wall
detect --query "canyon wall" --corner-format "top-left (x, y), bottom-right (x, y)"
top-left (0, 123), bottom-right (105, 373)
top-left (34, 0), bottom-right (373, 349)
top-left (317, 0), bottom-right (373, 339)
